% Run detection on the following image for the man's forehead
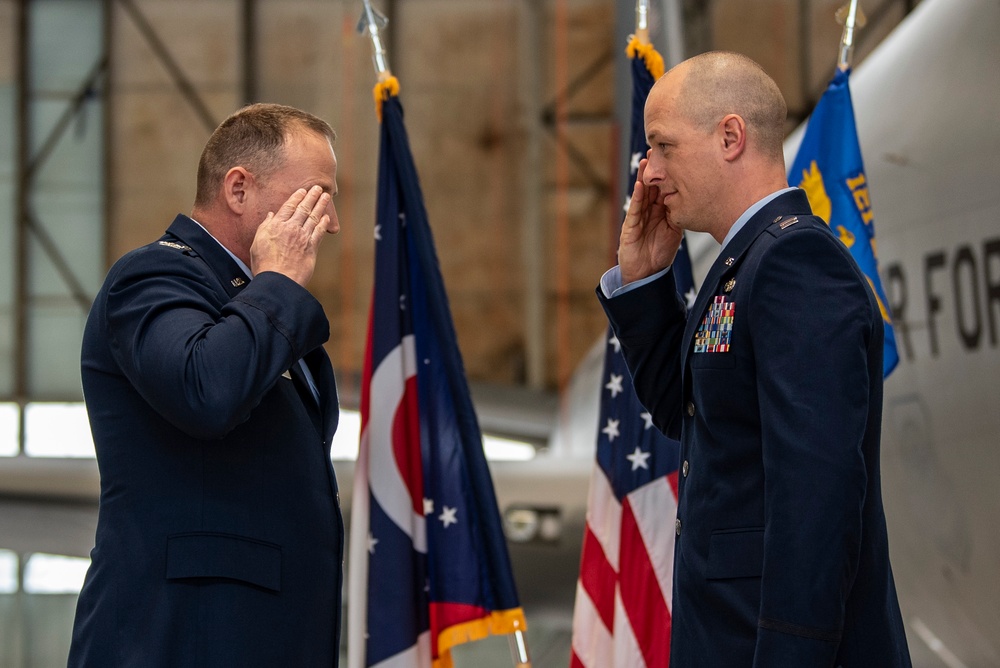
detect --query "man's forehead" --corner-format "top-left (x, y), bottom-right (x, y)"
top-left (644, 94), bottom-right (677, 130)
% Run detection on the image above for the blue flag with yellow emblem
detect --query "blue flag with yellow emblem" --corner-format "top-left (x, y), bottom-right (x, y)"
top-left (788, 67), bottom-right (899, 377)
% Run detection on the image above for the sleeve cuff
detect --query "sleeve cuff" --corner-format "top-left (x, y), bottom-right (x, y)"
top-left (600, 265), bottom-right (672, 298)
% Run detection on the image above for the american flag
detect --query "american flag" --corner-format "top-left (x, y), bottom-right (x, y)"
top-left (570, 38), bottom-right (695, 668)
top-left (347, 79), bottom-right (527, 668)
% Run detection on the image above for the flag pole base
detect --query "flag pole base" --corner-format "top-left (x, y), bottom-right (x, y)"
top-left (507, 630), bottom-right (531, 667)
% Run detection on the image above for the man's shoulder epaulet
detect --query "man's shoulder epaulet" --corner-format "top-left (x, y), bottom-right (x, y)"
top-left (153, 239), bottom-right (199, 257)
top-left (766, 214), bottom-right (827, 237)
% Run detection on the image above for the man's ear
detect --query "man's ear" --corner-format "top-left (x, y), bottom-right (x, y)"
top-left (223, 167), bottom-right (252, 214)
top-left (719, 114), bottom-right (747, 162)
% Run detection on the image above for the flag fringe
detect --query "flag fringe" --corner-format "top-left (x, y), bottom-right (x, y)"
top-left (433, 608), bottom-right (529, 668)
top-left (626, 36), bottom-right (665, 79)
top-left (373, 75), bottom-right (401, 121)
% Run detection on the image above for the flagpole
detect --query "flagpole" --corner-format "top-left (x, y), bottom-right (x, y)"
top-left (836, 0), bottom-right (866, 71)
top-left (507, 624), bottom-right (531, 667)
top-left (634, 0), bottom-right (650, 45)
top-left (359, 0), bottom-right (392, 81)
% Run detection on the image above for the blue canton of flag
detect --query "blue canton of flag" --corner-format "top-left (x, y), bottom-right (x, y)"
top-left (348, 79), bottom-right (526, 668)
top-left (788, 67), bottom-right (899, 377)
top-left (571, 38), bottom-right (694, 668)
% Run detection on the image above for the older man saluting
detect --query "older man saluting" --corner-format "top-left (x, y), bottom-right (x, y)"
top-left (69, 103), bottom-right (345, 667)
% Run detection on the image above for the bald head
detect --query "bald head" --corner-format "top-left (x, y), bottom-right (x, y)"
top-left (640, 51), bottom-right (790, 241)
top-left (663, 51), bottom-right (787, 165)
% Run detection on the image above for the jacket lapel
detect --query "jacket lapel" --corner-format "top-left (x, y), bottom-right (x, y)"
top-left (302, 346), bottom-right (340, 442)
top-left (680, 190), bottom-right (814, 375)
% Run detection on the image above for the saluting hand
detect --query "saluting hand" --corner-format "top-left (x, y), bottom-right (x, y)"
top-left (618, 153), bottom-right (684, 285)
top-left (250, 185), bottom-right (335, 287)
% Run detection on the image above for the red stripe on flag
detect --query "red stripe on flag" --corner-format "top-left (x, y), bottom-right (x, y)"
top-left (429, 601), bottom-right (488, 657)
top-left (391, 374), bottom-right (424, 515)
top-left (619, 497), bottom-right (671, 668)
top-left (570, 650), bottom-right (587, 668)
top-left (667, 470), bottom-right (679, 500)
top-left (578, 524), bottom-right (617, 632)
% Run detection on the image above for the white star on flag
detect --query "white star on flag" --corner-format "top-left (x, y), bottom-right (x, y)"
top-left (423, 498), bottom-right (434, 515)
top-left (605, 373), bottom-right (624, 398)
top-left (368, 532), bottom-right (379, 554)
top-left (601, 418), bottom-right (620, 442)
top-left (374, 224), bottom-right (382, 241)
top-left (622, 197), bottom-right (630, 214)
top-left (608, 334), bottom-right (621, 353)
top-left (630, 151), bottom-right (642, 173)
top-left (640, 411), bottom-right (655, 430)
top-left (626, 446), bottom-right (651, 471)
top-left (439, 506), bottom-right (458, 528)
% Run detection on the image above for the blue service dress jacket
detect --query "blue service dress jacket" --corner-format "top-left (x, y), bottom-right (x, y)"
top-left (598, 189), bottom-right (911, 668)
top-left (68, 215), bottom-right (344, 667)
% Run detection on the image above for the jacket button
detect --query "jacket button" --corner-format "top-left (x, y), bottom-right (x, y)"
top-left (675, 518), bottom-right (682, 536)
top-left (682, 460), bottom-right (689, 477)
top-left (686, 402), bottom-right (695, 417)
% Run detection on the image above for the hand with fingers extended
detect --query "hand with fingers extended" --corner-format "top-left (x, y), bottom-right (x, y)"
top-left (250, 185), bottom-right (334, 287)
top-left (619, 153), bottom-right (684, 285)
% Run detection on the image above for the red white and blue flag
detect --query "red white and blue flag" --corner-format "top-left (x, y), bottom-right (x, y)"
top-left (570, 38), bottom-right (695, 668)
top-left (348, 78), bottom-right (527, 668)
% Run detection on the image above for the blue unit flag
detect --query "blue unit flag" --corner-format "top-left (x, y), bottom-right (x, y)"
top-left (788, 68), bottom-right (900, 376)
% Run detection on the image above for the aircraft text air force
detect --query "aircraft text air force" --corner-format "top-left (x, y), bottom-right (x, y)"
top-left (882, 235), bottom-right (1000, 361)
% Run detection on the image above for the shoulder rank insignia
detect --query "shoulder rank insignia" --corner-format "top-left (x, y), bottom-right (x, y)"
top-left (778, 216), bottom-right (799, 229)
top-left (158, 240), bottom-right (192, 251)
top-left (231, 277), bottom-right (246, 287)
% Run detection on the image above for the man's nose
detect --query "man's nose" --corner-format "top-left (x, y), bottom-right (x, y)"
top-left (326, 203), bottom-right (341, 234)
top-left (642, 155), bottom-right (664, 185)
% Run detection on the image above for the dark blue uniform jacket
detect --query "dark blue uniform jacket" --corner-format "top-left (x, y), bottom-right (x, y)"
top-left (599, 190), bottom-right (911, 667)
top-left (69, 215), bottom-right (344, 667)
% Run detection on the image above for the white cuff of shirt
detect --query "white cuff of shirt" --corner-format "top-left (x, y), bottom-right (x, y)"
top-left (600, 265), bottom-right (671, 299)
